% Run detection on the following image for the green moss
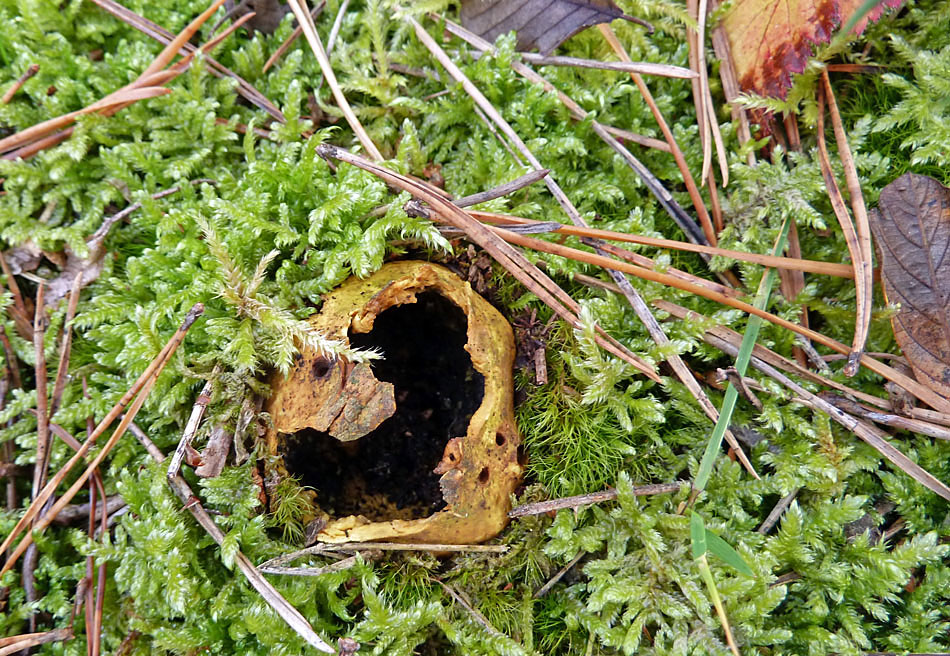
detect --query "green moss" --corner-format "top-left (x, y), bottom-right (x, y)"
top-left (1, 0), bottom-right (950, 654)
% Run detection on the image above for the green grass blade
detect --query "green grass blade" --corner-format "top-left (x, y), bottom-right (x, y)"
top-left (705, 530), bottom-right (754, 576)
top-left (690, 511), bottom-right (707, 558)
top-left (694, 216), bottom-right (793, 493)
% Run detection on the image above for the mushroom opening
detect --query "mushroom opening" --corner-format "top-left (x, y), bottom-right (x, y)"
top-left (279, 292), bottom-right (485, 521)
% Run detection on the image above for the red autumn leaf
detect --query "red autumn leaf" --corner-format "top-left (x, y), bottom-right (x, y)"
top-left (719, 0), bottom-right (902, 98)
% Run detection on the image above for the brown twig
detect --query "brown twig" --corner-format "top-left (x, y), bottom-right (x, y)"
top-left (598, 24), bottom-right (718, 245)
top-left (259, 554), bottom-right (363, 576)
top-left (819, 393), bottom-right (950, 441)
top-left (757, 489), bottom-right (799, 534)
top-left (1, 64), bottom-right (39, 104)
top-left (509, 482), bottom-right (683, 518)
top-left (534, 551), bottom-right (585, 599)
top-left (0, 628), bottom-right (73, 656)
top-left (821, 70), bottom-right (873, 376)
top-left (453, 169), bottom-right (550, 208)
top-left (0, 304), bottom-right (204, 576)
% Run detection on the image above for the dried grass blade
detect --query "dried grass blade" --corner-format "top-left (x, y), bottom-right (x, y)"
top-left (486, 225), bottom-right (950, 412)
top-left (287, 0), bottom-right (382, 161)
top-left (49, 273), bottom-right (82, 416)
top-left (816, 83), bottom-right (871, 376)
top-left (0, 304), bottom-right (204, 574)
top-left (598, 24), bottom-right (718, 245)
top-left (30, 284), bottom-right (49, 499)
top-left (90, 0), bottom-right (284, 122)
top-left (475, 210), bottom-right (854, 278)
top-left (821, 70), bottom-right (873, 376)
top-left (517, 53), bottom-right (696, 78)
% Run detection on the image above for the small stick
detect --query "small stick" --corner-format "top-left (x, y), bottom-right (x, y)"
top-left (259, 542), bottom-right (508, 570)
top-left (49, 272), bottom-right (82, 416)
top-left (515, 53), bottom-right (696, 79)
top-left (821, 70), bottom-right (873, 376)
top-left (262, 0), bottom-right (326, 73)
top-left (167, 381), bottom-right (213, 480)
top-left (509, 482), bottom-right (683, 518)
top-left (717, 367), bottom-right (762, 411)
top-left (51, 495), bottom-right (126, 525)
top-left (260, 554), bottom-right (363, 576)
top-left (31, 284), bottom-right (50, 499)
top-left (1, 64), bottom-right (39, 104)
top-left (534, 551), bottom-right (585, 598)
top-left (820, 393), bottom-right (950, 441)
top-left (795, 335), bottom-right (832, 374)
top-left (453, 169), bottom-right (550, 208)
top-left (0, 628), bottom-right (73, 656)
top-left (757, 489), bottom-right (798, 534)
top-left (129, 421), bottom-right (166, 463)
top-left (0, 304), bottom-right (204, 575)
top-left (287, 0), bottom-right (382, 161)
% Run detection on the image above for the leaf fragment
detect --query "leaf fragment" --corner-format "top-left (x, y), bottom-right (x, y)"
top-left (719, 0), bottom-right (902, 98)
top-left (460, 0), bottom-right (633, 54)
top-left (870, 173), bottom-right (950, 402)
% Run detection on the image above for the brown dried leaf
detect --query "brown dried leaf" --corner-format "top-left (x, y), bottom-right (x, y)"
top-left (871, 173), bottom-right (950, 402)
top-left (719, 0), bottom-right (902, 98)
top-left (460, 0), bottom-right (633, 54)
top-left (195, 425), bottom-right (233, 478)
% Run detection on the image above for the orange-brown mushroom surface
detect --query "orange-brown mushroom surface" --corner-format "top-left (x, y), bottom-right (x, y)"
top-left (264, 260), bottom-right (523, 544)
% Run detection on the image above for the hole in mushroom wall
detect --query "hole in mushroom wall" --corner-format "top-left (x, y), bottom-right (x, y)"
top-left (279, 292), bottom-right (485, 521)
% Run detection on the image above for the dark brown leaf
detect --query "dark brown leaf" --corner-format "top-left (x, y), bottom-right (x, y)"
top-left (870, 173), bottom-right (950, 401)
top-left (460, 0), bottom-right (632, 54)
